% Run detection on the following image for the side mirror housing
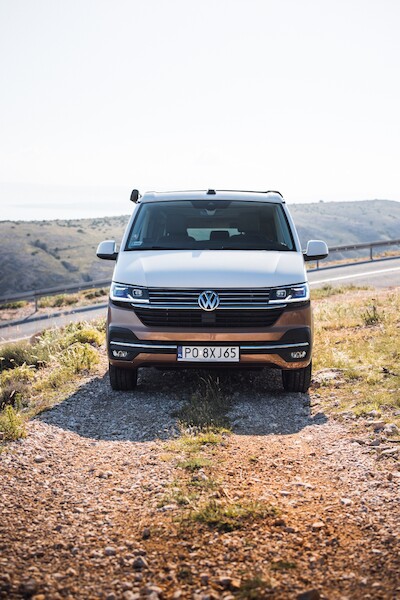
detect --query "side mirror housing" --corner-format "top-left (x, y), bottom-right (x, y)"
top-left (96, 240), bottom-right (118, 260)
top-left (304, 240), bottom-right (329, 262)
top-left (130, 189), bottom-right (140, 203)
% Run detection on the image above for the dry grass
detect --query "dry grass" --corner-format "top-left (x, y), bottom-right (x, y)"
top-left (190, 499), bottom-right (278, 532)
top-left (311, 284), bottom-right (370, 300)
top-left (0, 319), bottom-right (105, 441)
top-left (37, 288), bottom-right (108, 309)
top-left (173, 373), bottom-right (233, 431)
top-left (0, 406), bottom-right (26, 441)
top-left (313, 288), bottom-right (400, 423)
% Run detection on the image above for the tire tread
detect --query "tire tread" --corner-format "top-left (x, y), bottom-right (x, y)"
top-left (282, 362), bottom-right (312, 393)
top-left (109, 364), bottom-right (138, 391)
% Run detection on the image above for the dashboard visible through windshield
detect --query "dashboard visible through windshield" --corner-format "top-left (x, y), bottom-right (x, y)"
top-left (125, 200), bottom-right (295, 251)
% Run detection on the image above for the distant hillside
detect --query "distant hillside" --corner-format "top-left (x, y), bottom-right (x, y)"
top-left (290, 199), bottom-right (400, 246)
top-left (0, 199), bottom-right (399, 296)
top-left (0, 215), bottom-right (129, 297)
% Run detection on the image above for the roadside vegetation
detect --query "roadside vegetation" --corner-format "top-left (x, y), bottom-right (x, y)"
top-left (0, 288), bottom-right (108, 322)
top-left (310, 283), bottom-right (371, 300)
top-left (312, 287), bottom-right (400, 429)
top-left (0, 320), bottom-right (105, 442)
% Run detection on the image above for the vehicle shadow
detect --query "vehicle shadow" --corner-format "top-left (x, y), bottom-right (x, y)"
top-left (37, 368), bottom-right (327, 442)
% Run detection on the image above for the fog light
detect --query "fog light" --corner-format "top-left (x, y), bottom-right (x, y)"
top-left (113, 350), bottom-right (128, 358)
top-left (276, 289), bottom-right (287, 299)
top-left (291, 351), bottom-right (307, 359)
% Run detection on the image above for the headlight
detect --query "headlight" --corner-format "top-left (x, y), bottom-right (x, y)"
top-left (269, 283), bottom-right (309, 304)
top-left (110, 282), bottom-right (149, 303)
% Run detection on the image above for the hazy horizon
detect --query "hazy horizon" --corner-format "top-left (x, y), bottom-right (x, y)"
top-left (1, 182), bottom-right (399, 222)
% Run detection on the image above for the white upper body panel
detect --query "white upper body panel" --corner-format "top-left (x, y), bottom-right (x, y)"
top-left (113, 190), bottom-right (306, 289)
top-left (113, 249), bottom-right (307, 289)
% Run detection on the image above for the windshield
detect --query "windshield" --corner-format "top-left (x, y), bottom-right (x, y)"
top-left (125, 200), bottom-right (295, 251)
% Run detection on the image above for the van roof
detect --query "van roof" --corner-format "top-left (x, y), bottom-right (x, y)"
top-left (138, 189), bottom-right (285, 204)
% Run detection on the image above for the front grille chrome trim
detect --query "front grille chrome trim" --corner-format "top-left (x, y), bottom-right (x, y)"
top-left (110, 341), bottom-right (309, 351)
top-left (129, 302), bottom-right (287, 310)
top-left (110, 341), bottom-right (178, 350)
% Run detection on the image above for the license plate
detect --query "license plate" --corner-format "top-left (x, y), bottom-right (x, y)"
top-left (177, 345), bottom-right (239, 362)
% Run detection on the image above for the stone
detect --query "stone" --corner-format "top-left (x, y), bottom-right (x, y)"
top-left (297, 590), bottom-right (321, 600)
top-left (142, 527), bottom-right (151, 540)
top-left (367, 410), bottom-right (381, 418)
top-left (380, 447), bottom-right (399, 457)
top-left (105, 546), bottom-right (117, 556)
top-left (383, 423), bottom-right (399, 436)
top-left (132, 555), bottom-right (148, 570)
top-left (367, 421), bottom-right (385, 431)
top-left (341, 498), bottom-right (352, 506)
top-left (122, 592), bottom-right (140, 600)
top-left (311, 521), bottom-right (325, 530)
top-left (19, 578), bottom-right (38, 596)
top-left (121, 583), bottom-right (133, 591)
top-left (33, 456), bottom-right (45, 464)
top-left (217, 576), bottom-right (241, 590)
top-left (144, 585), bottom-right (163, 597)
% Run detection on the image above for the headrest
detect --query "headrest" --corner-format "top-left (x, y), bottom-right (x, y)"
top-left (210, 230), bottom-right (230, 240)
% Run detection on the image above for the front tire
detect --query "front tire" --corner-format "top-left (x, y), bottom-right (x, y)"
top-left (109, 364), bottom-right (138, 391)
top-left (282, 362), bottom-right (312, 393)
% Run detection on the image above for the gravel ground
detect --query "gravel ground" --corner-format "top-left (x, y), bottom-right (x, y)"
top-left (1, 367), bottom-right (399, 600)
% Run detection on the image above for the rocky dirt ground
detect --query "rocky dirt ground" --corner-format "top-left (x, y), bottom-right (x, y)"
top-left (0, 367), bottom-right (399, 600)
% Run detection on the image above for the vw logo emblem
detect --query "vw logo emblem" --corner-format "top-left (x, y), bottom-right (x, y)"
top-left (198, 290), bottom-right (220, 311)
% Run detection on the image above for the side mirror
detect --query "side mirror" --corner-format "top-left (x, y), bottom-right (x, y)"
top-left (96, 240), bottom-right (118, 260)
top-left (130, 189), bottom-right (140, 203)
top-left (304, 240), bottom-right (329, 262)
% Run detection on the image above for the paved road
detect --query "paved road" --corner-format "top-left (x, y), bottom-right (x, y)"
top-left (0, 304), bottom-right (108, 343)
top-left (308, 255), bottom-right (400, 288)
top-left (1, 257), bottom-right (399, 342)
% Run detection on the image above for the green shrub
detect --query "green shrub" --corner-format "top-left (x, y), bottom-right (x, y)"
top-left (361, 304), bottom-right (382, 326)
top-left (0, 300), bottom-right (28, 310)
top-left (0, 406), bottom-right (26, 441)
top-left (0, 364), bottom-right (34, 409)
top-left (0, 342), bottom-right (34, 370)
top-left (84, 288), bottom-right (107, 300)
top-left (64, 326), bottom-right (103, 347)
top-left (191, 500), bottom-right (277, 532)
top-left (38, 294), bottom-right (77, 309)
top-left (59, 343), bottom-right (99, 373)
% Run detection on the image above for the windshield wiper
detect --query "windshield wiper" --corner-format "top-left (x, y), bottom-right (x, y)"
top-left (126, 246), bottom-right (185, 251)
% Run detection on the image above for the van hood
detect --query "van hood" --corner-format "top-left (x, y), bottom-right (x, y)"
top-left (113, 250), bottom-right (307, 288)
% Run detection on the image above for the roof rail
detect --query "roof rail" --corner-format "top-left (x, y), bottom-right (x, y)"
top-left (138, 189), bottom-right (284, 201)
top-left (263, 190), bottom-right (283, 197)
top-left (215, 189), bottom-right (284, 199)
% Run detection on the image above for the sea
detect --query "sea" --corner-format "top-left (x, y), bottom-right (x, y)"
top-left (1, 184), bottom-right (132, 221)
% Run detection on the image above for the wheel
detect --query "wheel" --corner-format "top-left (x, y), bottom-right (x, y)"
top-left (109, 364), bottom-right (138, 391)
top-left (282, 362), bottom-right (312, 393)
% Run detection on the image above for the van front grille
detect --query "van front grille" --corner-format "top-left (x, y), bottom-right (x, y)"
top-left (148, 287), bottom-right (270, 307)
top-left (133, 307), bottom-right (284, 329)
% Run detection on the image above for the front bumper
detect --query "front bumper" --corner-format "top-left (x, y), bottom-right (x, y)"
top-left (108, 326), bottom-right (312, 370)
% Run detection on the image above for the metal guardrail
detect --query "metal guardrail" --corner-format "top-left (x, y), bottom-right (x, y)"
top-left (312, 238), bottom-right (400, 269)
top-left (0, 238), bottom-right (399, 306)
top-left (0, 279), bottom-right (111, 309)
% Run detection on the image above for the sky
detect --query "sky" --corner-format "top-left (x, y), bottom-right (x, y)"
top-left (1, 0), bottom-right (400, 218)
